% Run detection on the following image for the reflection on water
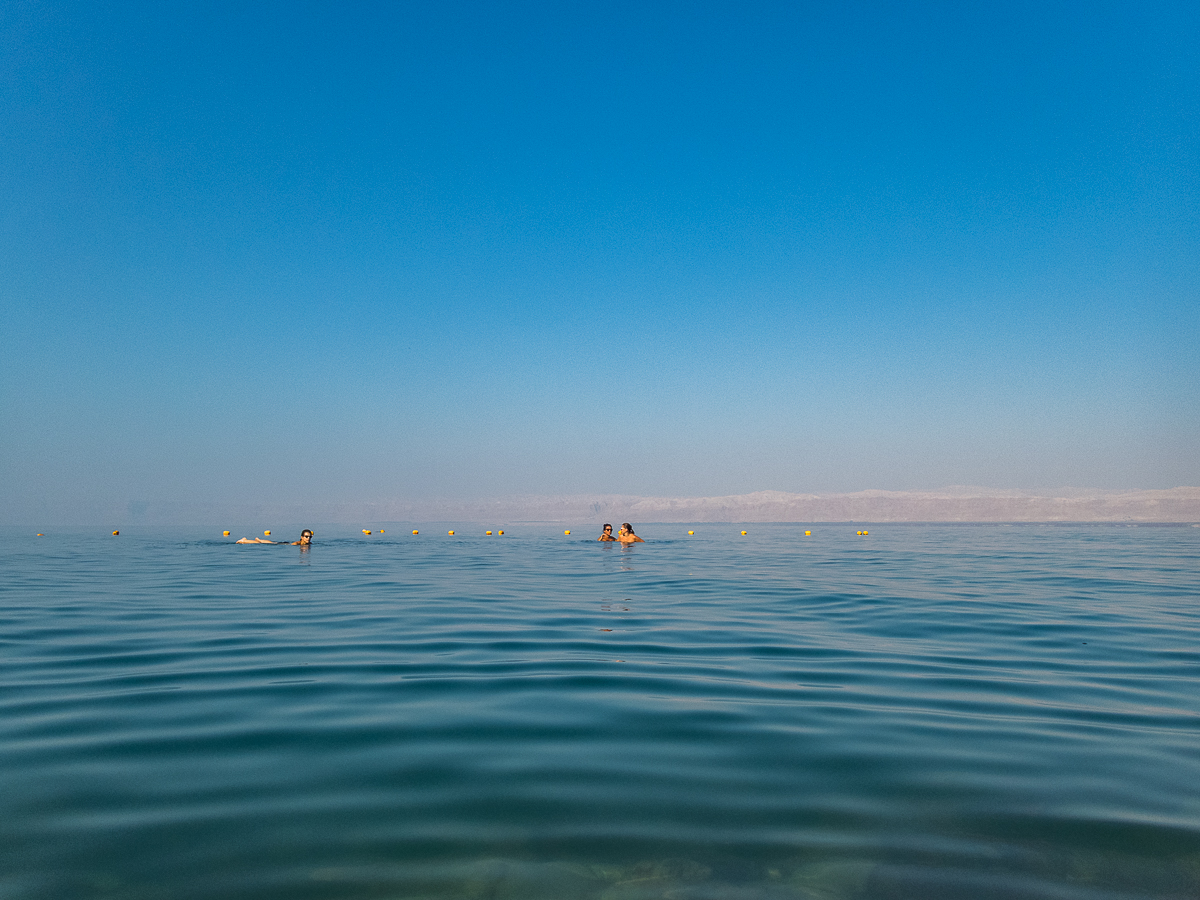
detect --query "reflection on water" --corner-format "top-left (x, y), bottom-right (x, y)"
top-left (1, 524), bottom-right (1198, 899)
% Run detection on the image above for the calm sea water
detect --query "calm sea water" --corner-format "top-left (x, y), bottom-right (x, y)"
top-left (1, 524), bottom-right (1198, 900)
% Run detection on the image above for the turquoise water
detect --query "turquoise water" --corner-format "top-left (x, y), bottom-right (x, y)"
top-left (2, 524), bottom-right (1198, 899)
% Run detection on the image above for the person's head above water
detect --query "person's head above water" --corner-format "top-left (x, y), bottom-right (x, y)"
top-left (603, 524), bottom-right (612, 533)
top-left (617, 523), bottom-right (644, 542)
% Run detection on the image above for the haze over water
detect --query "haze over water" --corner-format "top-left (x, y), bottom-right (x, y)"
top-left (3, 524), bottom-right (1198, 899)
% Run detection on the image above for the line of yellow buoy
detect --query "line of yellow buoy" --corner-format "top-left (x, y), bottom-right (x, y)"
top-left (47, 526), bottom-right (872, 539)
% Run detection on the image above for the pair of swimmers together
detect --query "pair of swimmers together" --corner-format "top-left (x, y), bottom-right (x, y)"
top-left (598, 523), bottom-right (644, 543)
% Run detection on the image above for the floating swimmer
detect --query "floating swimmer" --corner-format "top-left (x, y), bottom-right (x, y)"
top-left (617, 523), bottom-right (644, 543)
top-left (598, 524), bottom-right (617, 542)
top-left (236, 529), bottom-right (313, 546)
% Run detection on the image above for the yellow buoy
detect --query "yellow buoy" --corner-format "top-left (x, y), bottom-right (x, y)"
top-left (112, 531), bottom-right (119, 536)
top-left (448, 530), bottom-right (455, 535)
top-left (688, 530), bottom-right (694, 535)
top-left (863, 530), bottom-right (868, 535)
top-left (264, 530), bottom-right (271, 536)
top-left (805, 530), bottom-right (811, 536)
top-left (741, 530), bottom-right (747, 535)
top-left (223, 530), bottom-right (230, 536)
top-left (364, 530), bottom-right (372, 535)
top-left (498, 530), bottom-right (504, 535)
top-left (564, 530), bottom-right (571, 535)
top-left (486, 531), bottom-right (493, 535)
top-left (380, 529), bottom-right (384, 533)
top-left (37, 533), bottom-right (43, 536)
top-left (412, 530), bottom-right (419, 535)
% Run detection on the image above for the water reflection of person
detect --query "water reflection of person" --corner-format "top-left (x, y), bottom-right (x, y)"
top-left (237, 530), bottom-right (313, 546)
top-left (617, 523), bottom-right (644, 543)
top-left (598, 524), bottom-right (617, 542)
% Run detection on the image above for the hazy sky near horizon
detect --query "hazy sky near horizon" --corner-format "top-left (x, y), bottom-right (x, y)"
top-left (3, 0), bottom-right (1198, 522)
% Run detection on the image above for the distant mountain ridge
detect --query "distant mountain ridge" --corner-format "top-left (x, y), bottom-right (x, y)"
top-left (381, 486), bottom-right (1200, 523)
top-left (80, 486), bottom-right (1200, 526)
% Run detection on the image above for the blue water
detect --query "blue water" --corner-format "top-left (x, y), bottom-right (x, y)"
top-left (2, 524), bottom-right (1198, 899)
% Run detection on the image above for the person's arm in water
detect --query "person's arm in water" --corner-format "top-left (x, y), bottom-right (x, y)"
top-left (236, 537), bottom-right (277, 543)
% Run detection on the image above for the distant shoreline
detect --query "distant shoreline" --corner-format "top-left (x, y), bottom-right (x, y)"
top-left (15, 487), bottom-right (1200, 527)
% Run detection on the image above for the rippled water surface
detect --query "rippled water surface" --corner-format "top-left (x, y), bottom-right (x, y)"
top-left (2, 524), bottom-right (1198, 899)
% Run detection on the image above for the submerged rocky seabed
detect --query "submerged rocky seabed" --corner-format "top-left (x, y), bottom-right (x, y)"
top-left (295, 850), bottom-right (1200, 899)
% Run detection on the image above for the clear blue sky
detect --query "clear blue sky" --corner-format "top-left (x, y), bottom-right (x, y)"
top-left (2, 0), bottom-right (1197, 522)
